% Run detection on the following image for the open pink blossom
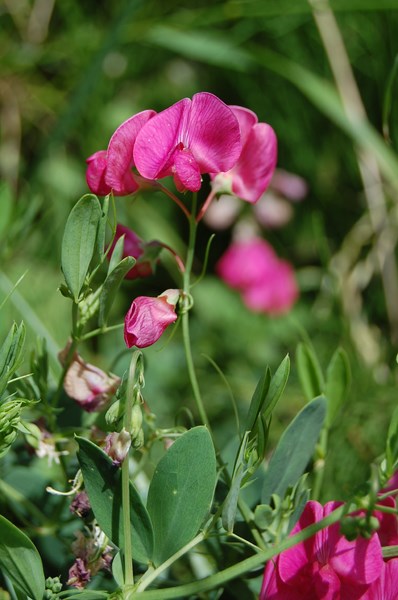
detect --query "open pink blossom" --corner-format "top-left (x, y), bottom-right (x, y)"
top-left (133, 92), bottom-right (242, 193)
top-left (260, 501), bottom-right (383, 600)
top-left (242, 259), bottom-right (298, 315)
top-left (86, 109), bottom-right (156, 196)
top-left (211, 105), bottom-right (277, 203)
top-left (124, 289), bottom-right (179, 349)
top-left (108, 224), bottom-right (154, 279)
top-left (216, 238), bottom-right (278, 290)
top-left (361, 558), bottom-right (398, 600)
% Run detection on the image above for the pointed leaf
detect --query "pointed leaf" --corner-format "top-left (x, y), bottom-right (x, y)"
top-left (325, 347), bottom-right (351, 427)
top-left (386, 407), bottom-right (398, 474)
top-left (147, 427), bottom-right (216, 565)
top-left (98, 256), bottom-right (136, 327)
top-left (296, 343), bottom-right (324, 401)
top-left (0, 514), bottom-right (45, 600)
top-left (263, 354), bottom-right (290, 421)
top-left (243, 368), bottom-right (271, 434)
top-left (108, 234), bottom-right (125, 274)
top-left (0, 322), bottom-right (25, 397)
top-left (95, 194), bottom-right (110, 263)
top-left (61, 195), bottom-right (102, 301)
top-left (261, 396), bottom-right (327, 504)
top-left (222, 432), bottom-right (250, 533)
top-left (76, 437), bottom-right (153, 564)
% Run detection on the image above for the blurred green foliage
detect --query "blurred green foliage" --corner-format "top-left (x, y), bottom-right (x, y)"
top-left (1, 0), bottom-right (398, 510)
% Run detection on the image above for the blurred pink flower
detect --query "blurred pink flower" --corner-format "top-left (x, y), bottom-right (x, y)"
top-left (216, 238), bottom-right (298, 315)
top-left (133, 92), bottom-right (241, 193)
top-left (86, 109), bottom-right (156, 196)
top-left (361, 558), bottom-right (398, 600)
top-left (242, 259), bottom-right (298, 315)
top-left (260, 501), bottom-right (383, 600)
top-left (270, 168), bottom-right (308, 201)
top-left (63, 354), bottom-right (120, 412)
top-left (211, 105), bottom-right (277, 203)
top-left (108, 224), bottom-right (154, 279)
top-left (216, 238), bottom-right (278, 290)
top-left (124, 289), bottom-right (179, 349)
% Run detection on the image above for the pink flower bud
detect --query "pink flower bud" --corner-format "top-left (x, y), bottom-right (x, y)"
top-left (124, 289), bottom-right (179, 349)
top-left (63, 354), bottom-right (120, 413)
top-left (109, 224), bottom-right (154, 279)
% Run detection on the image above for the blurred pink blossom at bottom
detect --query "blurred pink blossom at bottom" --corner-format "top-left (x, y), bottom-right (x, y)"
top-left (216, 238), bottom-right (298, 316)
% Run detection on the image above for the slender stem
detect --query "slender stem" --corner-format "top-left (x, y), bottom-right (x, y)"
top-left (121, 354), bottom-right (139, 588)
top-left (79, 322), bottom-right (124, 341)
top-left (196, 187), bottom-right (218, 223)
top-left (135, 533), bottom-right (205, 593)
top-left (181, 194), bottom-right (211, 431)
top-left (155, 182), bottom-right (191, 220)
top-left (312, 428), bottom-right (329, 501)
top-left (131, 506), bottom-right (346, 599)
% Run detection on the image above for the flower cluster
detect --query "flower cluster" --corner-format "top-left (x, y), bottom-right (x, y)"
top-left (217, 237), bottom-right (298, 315)
top-left (86, 92), bottom-right (276, 200)
top-left (260, 499), bottom-right (398, 599)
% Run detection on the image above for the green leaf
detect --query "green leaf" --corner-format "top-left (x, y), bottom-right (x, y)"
top-left (147, 427), bottom-right (217, 566)
top-left (386, 407), bottom-right (398, 474)
top-left (98, 256), bottom-right (135, 327)
top-left (261, 396), bottom-right (327, 505)
top-left (61, 194), bottom-right (102, 302)
top-left (325, 348), bottom-right (351, 427)
top-left (76, 437), bottom-right (153, 564)
top-left (0, 322), bottom-right (26, 398)
top-left (108, 234), bottom-right (125, 273)
top-left (61, 593), bottom-right (109, 600)
top-left (95, 194), bottom-right (110, 263)
top-left (263, 355), bottom-right (290, 421)
top-left (243, 368), bottom-right (271, 434)
top-left (0, 514), bottom-right (45, 600)
top-left (296, 343), bottom-right (324, 401)
top-left (222, 432), bottom-right (250, 533)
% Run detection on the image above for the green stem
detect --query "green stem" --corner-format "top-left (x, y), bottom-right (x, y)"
top-left (122, 353), bottom-right (141, 588)
top-left (131, 505), bottom-right (346, 599)
top-left (312, 427), bottom-right (329, 501)
top-left (181, 194), bottom-right (211, 431)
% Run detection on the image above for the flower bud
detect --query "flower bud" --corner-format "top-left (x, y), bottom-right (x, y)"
top-left (124, 289), bottom-right (179, 349)
top-left (104, 429), bottom-right (131, 466)
top-left (63, 353), bottom-right (120, 413)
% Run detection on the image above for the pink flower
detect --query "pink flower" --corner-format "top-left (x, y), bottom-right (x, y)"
top-left (108, 224), bottom-right (154, 279)
top-left (62, 353), bottom-right (120, 412)
top-left (216, 238), bottom-right (278, 290)
top-left (373, 496), bottom-right (398, 550)
top-left (216, 238), bottom-right (299, 315)
top-left (133, 92), bottom-right (242, 193)
top-left (260, 501), bottom-right (383, 600)
top-left (124, 289), bottom-right (179, 349)
top-left (211, 105), bottom-right (277, 203)
top-left (86, 109), bottom-right (156, 196)
top-left (242, 259), bottom-right (298, 315)
top-left (361, 558), bottom-right (398, 600)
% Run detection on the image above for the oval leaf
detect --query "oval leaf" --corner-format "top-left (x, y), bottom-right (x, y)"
top-left (261, 396), bottom-right (327, 505)
top-left (0, 514), bottom-right (45, 600)
top-left (61, 195), bottom-right (102, 301)
top-left (76, 437), bottom-right (153, 564)
top-left (147, 427), bottom-right (217, 566)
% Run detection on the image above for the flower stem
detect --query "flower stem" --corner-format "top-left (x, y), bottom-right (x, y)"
top-left (121, 353), bottom-right (140, 588)
top-left (181, 194), bottom-right (211, 431)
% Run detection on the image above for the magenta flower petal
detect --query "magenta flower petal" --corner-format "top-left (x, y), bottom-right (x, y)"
top-left (361, 559), bottom-right (398, 600)
top-left (134, 93), bottom-right (241, 192)
top-left (230, 105), bottom-right (258, 146)
top-left (108, 224), bottom-right (154, 280)
top-left (86, 151), bottom-right (112, 196)
top-left (187, 92), bottom-right (242, 174)
top-left (124, 291), bottom-right (178, 349)
top-left (231, 122), bottom-right (277, 203)
top-left (313, 564), bottom-right (341, 600)
top-left (134, 99), bottom-right (189, 180)
top-left (260, 559), bottom-right (305, 600)
top-left (105, 109), bottom-right (156, 195)
top-left (173, 147), bottom-right (202, 192)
